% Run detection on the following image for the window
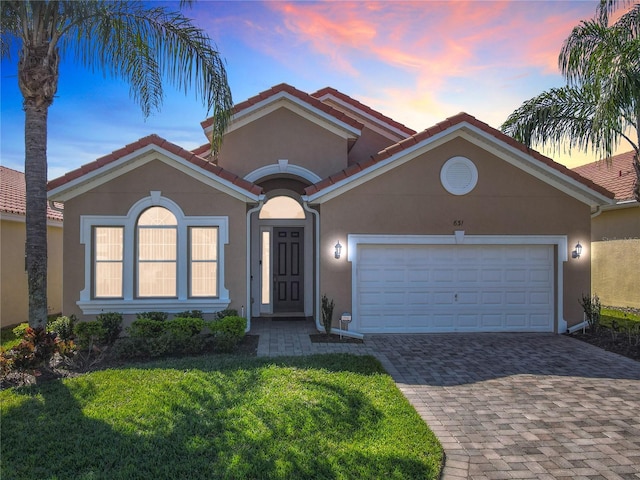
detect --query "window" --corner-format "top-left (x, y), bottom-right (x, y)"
top-left (190, 227), bottom-right (218, 297)
top-left (79, 192), bottom-right (229, 315)
top-left (137, 207), bottom-right (177, 297)
top-left (259, 196), bottom-right (305, 219)
top-left (94, 227), bottom-right (123, 298)
top-left (261, 230), bottom-right (270, 304)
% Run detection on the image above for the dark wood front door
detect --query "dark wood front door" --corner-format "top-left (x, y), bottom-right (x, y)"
top-left (273, 227), bottom-right (304, 313)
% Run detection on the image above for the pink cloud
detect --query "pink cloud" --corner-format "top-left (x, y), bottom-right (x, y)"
top-left (265, 1), bottom-right (596, 81)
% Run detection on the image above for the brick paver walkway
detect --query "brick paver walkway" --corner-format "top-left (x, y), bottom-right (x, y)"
top-left (251, 318), bottom-right (640, 479)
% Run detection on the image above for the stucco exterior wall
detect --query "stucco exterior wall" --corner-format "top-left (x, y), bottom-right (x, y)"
top-left (591, 204), bottom-right (640, 241)
top-left (589, 205), bottom-right (639, 308)
top-left (217, 107), bottom-right (349, 179)
top-left (1, 219), bottom-right (63, 327)
top-left (317, 138), bottom-right (592, 330)
top-left (61, 159), bottom-right (248, 323)
top-left (591, 239), bottom-right (640, 309)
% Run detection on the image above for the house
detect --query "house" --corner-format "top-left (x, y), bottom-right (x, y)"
top-left (573, 152), bottom-right (640, 309)
top-left (47, 84), bottom-right (615, 335)
top-left (1, 166), bottom-right (63, 328)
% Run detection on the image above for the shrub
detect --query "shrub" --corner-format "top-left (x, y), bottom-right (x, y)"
top-left (165, 317), bottom-right (205, 338)
top-left (127, 319), bottom-right (165, 339)
top-left (579, 293), bottom-right (601, 331)
top-left (136, 311), bottom-right (168, 322)
top-left (215, 309), bottom-right (238, 320)
top-left (321, 294), bottom-right (335, 335)
top-left (12, 323), bottom-right (29, 339)
top-left (120, 317), bottom-right (207, 359)
top-left (0, 327), bottom-right (75, 379)
top-left (47, 315), bottom-right (75, 341)
top-left (175, 310), bottom-right (204, 319)
top-left (74, 321), bottom-right (106, 350)
top-left (96, 312), bottom-right (123, 344)
top-left (209, 316), bottom-right (246, 352)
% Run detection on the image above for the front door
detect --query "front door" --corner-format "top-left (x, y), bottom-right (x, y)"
top-left (273, 227), bottom-right (304, 313)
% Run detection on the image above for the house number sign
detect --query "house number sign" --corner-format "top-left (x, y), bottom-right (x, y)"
top-left (453, 220), bottom-right (464, 227)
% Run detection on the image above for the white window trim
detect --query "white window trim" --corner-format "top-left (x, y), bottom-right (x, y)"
top-left (78, 192), bottom-right (229, 315)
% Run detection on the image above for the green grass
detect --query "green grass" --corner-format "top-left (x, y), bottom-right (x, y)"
top-left (1, 354), bottom-right (443, 480)
top-left (0, 325), bottom-right (22, 350)
top-left (600, 308), bottom-right (640, 330)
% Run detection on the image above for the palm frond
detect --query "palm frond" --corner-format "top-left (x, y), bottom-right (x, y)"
top-left (54, 0), bottom-right (233, 152)
top-left (501, 85), bottom-right (626, 159)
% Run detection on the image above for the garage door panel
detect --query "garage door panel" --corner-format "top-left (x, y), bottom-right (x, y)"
top-left (432, 269), bottom-right (454, 282)
top-left (481, 314), bottom-right (503, 327)
top-left (531, 291), bottom-right (552, 305)
top-left (356, 244), bottom-right (554, 333)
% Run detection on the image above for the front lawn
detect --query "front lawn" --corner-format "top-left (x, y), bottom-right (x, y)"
top-left (1, 353), bottom-right (443, 480)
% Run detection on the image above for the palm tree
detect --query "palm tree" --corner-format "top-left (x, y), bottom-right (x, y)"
top-left (501, 0), bottom-right (640, 201)
top-left (0, 1), bottom-right (233, 329)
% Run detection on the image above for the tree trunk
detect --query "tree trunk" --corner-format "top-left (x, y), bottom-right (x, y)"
top-left (19, 42), bottom-right (59, 329)
top-left (24, 103), bottom-right (50, 329)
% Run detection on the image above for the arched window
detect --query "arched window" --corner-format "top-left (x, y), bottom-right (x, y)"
top-left (137, 207), bottom-right (178, 297)
top-left (259, 196), bottom-right (305, 219)
top-left (80, 192), bottom-right (229, 314)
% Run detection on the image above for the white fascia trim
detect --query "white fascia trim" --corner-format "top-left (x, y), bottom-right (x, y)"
top-left (304, 122), bottom-right (616, 207)
top-left (347, 233), bottom-right (569, 334)
top-left (601, 199), bottom-right (639, 212)
top-left (304, 126), bottom-right (455, 204)
top-left (314, 92), bottom-right (411, 140)
top-left (48, 145), bottom-right (260, 203)
top-left (457, 125), bottom-right (615, 207)
top-left (215, 92), bottom-right (361, 139)
top-left (245, 162), bottom-right (322, 184)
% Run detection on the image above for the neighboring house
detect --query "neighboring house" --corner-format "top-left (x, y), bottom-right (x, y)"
top-left (48, 84), bottom-right (615, 335)
top-left (573, 152), bottom-right (640, 309)
top-left (1, 166), bottom-right (63, 328)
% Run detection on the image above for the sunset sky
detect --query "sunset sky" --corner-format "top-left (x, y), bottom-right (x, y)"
top-left (0, 0), bottom-right (620, 180)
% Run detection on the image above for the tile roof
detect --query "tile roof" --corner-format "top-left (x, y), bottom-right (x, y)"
top-left (1, 166), bottom-right (63, 221)
top-left (201, 83), bottom-right (364, 132)
top-left (572, 151), bottom-right (638, 202)
top-left (304, 112), bottom-right (615, 199)
top-left (311, 87), bottom-right (417, 136)
top-left (47, 134), bottom-right (263, 196)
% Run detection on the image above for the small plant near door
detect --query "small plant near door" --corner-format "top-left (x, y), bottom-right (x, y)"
top-left (321, 294), bottom-right (335, 335)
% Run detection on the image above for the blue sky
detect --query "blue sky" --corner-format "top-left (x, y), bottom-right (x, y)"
top-left (0, 0), bottom-right (617, 180)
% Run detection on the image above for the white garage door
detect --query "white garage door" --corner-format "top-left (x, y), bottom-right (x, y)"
top-left (356, 244), bottom-right (554, 333)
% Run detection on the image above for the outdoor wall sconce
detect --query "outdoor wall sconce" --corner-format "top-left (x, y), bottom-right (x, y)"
top-left (572, 241), bottom-right (582, 259)
top-left (334, 241), bottom-right (342, 259)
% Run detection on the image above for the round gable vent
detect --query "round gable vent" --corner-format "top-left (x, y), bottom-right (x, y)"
top-left (440, 156), bottom-right (478, 195)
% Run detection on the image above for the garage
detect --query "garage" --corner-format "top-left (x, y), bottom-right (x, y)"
top-left (355, 243), bottom-right (555, 333)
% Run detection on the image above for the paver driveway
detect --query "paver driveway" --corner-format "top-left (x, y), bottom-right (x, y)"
top-left (370, 333), bottom-right (640, 480)
top-left (254, 320), bottom-right (640, 479)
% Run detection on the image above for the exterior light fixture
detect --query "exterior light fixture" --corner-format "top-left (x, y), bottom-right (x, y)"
top-left (572, 241), bottom-right (582, 259)
top-left (334, 241), bottom-right (342, 259)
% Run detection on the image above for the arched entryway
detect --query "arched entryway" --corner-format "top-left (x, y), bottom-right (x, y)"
top-left (248, 177), bottom-right (317, 319)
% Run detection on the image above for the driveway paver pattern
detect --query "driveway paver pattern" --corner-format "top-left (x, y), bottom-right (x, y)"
top-left (252, 319), bottom-right (640, 479)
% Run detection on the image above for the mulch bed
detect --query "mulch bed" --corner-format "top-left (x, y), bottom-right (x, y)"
top-left (309, 333), bottom-right (363, 344)
top-left (568, 329), bottom-right (640, 362)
